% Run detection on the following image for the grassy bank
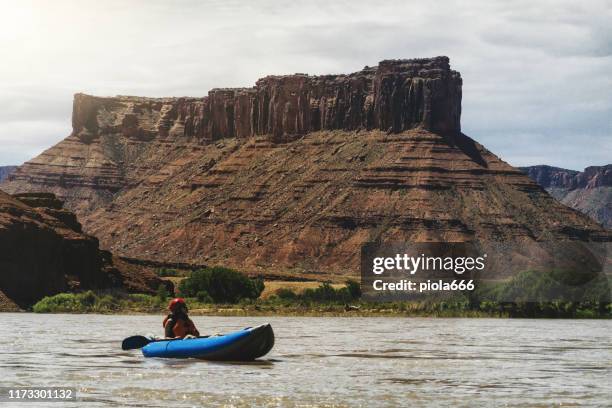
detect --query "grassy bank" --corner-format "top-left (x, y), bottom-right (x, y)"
top-left (29, 289), bottom-right (497, 317)
top-left (30, 266), bottom-right (611, 318)
top-left (31, 288), bottom-right (611, 318)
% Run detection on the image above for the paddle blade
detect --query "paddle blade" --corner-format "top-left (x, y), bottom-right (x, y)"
top-left (122, 335), bottom-right (153, 350)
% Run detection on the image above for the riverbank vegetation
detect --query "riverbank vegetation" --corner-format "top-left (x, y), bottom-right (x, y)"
top-left (31, 266), bottom-right (611, 318)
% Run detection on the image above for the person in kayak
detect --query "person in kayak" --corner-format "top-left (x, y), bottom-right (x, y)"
top-left (163, 298), bottom-right (200, 339)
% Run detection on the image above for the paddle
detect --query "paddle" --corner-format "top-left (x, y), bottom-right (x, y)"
top-left (121, 334), bottom-right (212, 350)
top-left (121, 335), bottom-right (155, 350)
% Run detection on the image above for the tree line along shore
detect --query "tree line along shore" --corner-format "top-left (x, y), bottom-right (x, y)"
top-left (31, 266), bottom-right (611, 318)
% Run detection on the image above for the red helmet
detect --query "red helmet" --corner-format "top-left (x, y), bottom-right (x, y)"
top-left (168, 297), bottom-right (186, 311)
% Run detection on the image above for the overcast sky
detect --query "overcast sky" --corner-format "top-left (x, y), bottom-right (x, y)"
top-left (0, 0), bottom-right (610, 170)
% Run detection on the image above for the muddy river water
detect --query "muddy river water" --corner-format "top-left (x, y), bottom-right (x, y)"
top-left (1, 314), bottom-right (610, 407)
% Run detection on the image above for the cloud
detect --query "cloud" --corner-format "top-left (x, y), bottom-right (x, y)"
top-left (0, 0), bottom-right (609, 170)
top-left (0, 119), bottom-right (70, 166)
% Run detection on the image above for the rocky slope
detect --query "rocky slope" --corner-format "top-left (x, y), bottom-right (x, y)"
top-left (0, 166), bottom-right (16, 182)
top-left (521, 165), bottom-right (612, 228)
top-left (0, 191), bottom-right (167, 309)
top-left (2, 57), bottom-right (609, 279)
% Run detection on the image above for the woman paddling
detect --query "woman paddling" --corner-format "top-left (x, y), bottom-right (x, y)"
top-left (163, 298), bottom-right (200, 339)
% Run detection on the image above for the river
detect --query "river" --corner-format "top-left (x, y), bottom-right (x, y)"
top-left (1, 314), bottom-right (610, 407)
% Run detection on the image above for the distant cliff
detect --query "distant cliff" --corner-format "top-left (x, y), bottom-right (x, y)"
top-left (521, 165), bottom-right (611, 190)
top-left (0, 166), bottom-right (16, 182)
top-left (521, 165), bottom-right (612, 228)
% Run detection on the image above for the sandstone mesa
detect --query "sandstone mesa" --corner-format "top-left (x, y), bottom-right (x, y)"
top-left (2, 57), bottom-right (609, 280)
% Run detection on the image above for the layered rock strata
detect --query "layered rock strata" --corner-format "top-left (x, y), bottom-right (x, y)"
top-left (2, 57), bottom-right (609, 279)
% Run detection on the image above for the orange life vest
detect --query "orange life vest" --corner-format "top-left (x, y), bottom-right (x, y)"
top-left (163, 314), bottom-right (200, 338)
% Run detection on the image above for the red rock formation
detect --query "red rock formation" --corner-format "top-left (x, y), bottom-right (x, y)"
top-left (0, 190), bottom-right (168, 308)
top-left (4, 57), bottom-right (462, 212)
top-left (66, 56), bottom-right (462, 145)
top-left (2, 57), bottom-right (609, 279)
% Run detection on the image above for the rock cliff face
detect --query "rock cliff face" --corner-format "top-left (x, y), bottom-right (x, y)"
top-left (521, 165), bottom-right (612, 228)
top-left (0, 191), bottom-right (167, 309)
top-left (68, 56), bottom-right (461, 144)
top-left (521, 165), bottom-right (612, 190)
top-left (2, 57), bottom-right (609, 279)
top-left (0, 166), bottom-right (16, 182)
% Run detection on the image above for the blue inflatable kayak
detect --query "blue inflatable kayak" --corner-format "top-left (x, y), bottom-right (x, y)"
top-left (142, 324), bottom-right (274, 361)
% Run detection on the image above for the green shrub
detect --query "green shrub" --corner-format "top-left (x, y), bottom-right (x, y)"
top-left (125, 293), bottom-right (159, 310)
top-left (472, 269), bottom-right (611, 317)
top-left (33, 293), bottom-right (81, 313)
top-left (253, 277), bottom-right (265, 297)
top-left (345, 280), bottom-right (362, 299)
top-left (276, 288), bottom-right (298, 299)
top-left (33, 291), bottom-right (179, 313)
top-left (156, 268), bottom-right (181, 277)
top-left (271, 281), bottom-right (361, 304)
top-left (96, 294), bottom-right (119, 312)
top-left (179, 267), bottom-right (264, 303)
top-left (196, 290), bottom-right (213, 303)
top-left (78, 290), bottom-right (96, 307)
top-left (156, 284), bottom-right (170, 301)
top-left (33, 291), bottom-right (99, 313)
top-left (302, 282), bottom-right (352, 303)
top-left (128, 293), bottom-right (154, 302)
